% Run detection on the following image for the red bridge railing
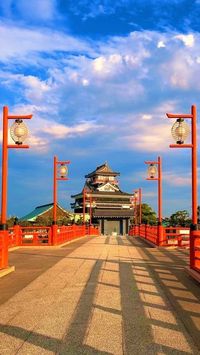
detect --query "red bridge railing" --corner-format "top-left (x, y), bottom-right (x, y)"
top-left (193, 231), bottom-right (200, 273)
top-left (0, 224), bottom-right (99, 269)
top-left (6, 224), bottom-right (99, 249)
top-left (129, 224), bottom-right (190, 247)
top-left (129, 224), bottom-right (200, 278)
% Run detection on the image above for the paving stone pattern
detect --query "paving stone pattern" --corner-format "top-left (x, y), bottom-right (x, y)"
top-left (0, 235), bottom-right (199, 354)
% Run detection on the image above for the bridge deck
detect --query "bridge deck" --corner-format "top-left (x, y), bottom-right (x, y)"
top-left (0, 235), bottom-right (199, 354)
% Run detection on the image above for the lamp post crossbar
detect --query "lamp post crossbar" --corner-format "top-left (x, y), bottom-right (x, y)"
top-left (169, 144), bottom-right (193, 149)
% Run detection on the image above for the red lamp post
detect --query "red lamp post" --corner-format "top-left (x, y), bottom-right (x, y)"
top-left (134, 191), bottom-right (138, 225)
top-left (134, 188), bottom-right (142, 224)
top-left (0, 106), bottom-right (32, 269)
top-left (166, 105), bottom-right (200, 276)
top-left (145, 156), bottom-right (164, 246)
top-left (130, 194), bottom-right (136, 226)
top-left (52, 156), bottom-right (70, 244)
top-left (86, 192), bottom-right (96, 227)
top-left (83, 187), bottom-right (86, 225)
top-left (89, 195), bottom-right (92, 225)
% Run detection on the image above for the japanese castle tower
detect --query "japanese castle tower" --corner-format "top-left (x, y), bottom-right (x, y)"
top-left (71, 162), bottom-right (133, 235)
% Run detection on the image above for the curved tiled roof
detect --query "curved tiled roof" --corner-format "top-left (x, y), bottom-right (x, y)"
top-left (20, 203), bottom-right (71, 222)
top-left (85, 162), bottom-right (120, 178)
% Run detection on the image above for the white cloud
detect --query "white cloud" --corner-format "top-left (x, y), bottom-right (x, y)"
top-left (175, 34), bottom-right (195, 47)
top-left (27, 135), bottom-right (49, 153)
top-left (160, 48), bottom-right (200, 90)
top-left (157, 40), bottom-right (166, 48)
top-left (142, 114), bottom-right (152, 120)
top-left (164, 172), bottom-right (191, 186)
top-left (120, 116), bottom-right (172, 152)
top-left (0, 21), bottom-right (93, 63)
top-left (82, 78), bottom-right (89, 86)
top-left (143, 191), bottom-right (157, 197)
top-left (21, 75), bottom-right (51, 101)
top-left (42, 121), bottom-right (103, 139)
top-left (2, 28), bottom-right (200, 157)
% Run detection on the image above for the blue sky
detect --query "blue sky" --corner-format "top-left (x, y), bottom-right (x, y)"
top-left (0, 0), bottom-right (200, 217)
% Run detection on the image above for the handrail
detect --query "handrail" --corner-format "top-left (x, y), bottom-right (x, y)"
top-left (6, 224), bottom-right (99, 249)
top-left (129, 224), bottom-right (190, 247)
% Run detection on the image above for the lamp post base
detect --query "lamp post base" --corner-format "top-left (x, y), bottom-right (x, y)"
top-left (0, 230), bottom-right (9, 268)
top-left (0, 265), bottom-right (15, 278)
top-left (157, 223), bottom-right (164, 246)
top-left (51, 224), bottom-right (58, 245)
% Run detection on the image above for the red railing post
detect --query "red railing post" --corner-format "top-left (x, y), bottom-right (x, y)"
top-left (0, 230), bottom-right (8, 268)
top-left (48, 227), bottom-right (52, 245)
top-left (13, 224), bottom-right (22, 246)
top-left (178, 235), bottom-right (182, 247)
top-left (72, 224), bottom-right (75, 239)
top-left (157, 224), bottom-right (164, 246)
top-left (33, 233), bottom-right (38, 246)
top-left (145, 223), bottom-right (147, 239)
top-left (52, 224), bottom-right (58, 245)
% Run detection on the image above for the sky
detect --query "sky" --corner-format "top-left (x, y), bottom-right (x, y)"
top-left (0, 0), bottom-right (200, 218)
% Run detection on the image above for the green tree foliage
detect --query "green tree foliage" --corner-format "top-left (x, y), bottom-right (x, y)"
top-left (169, 210), bottom-right (191, 227)
top-left (35, 215), bottom-right (73, 226)
top-left (140, 203), bottom-right (157, 225)
top-left (58, 216), bottom-right (72, 225)
top-left (162, 217), bottom-right (171, 227)
top-left (7, 216), bottom-right (18, 227)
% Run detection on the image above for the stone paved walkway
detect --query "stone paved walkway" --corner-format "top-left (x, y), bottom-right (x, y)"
top-left (0, 235), bottom-right (199, 354)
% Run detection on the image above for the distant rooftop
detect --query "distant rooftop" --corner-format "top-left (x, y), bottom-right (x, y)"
top-left (20, 203), bottom-right (71, 222)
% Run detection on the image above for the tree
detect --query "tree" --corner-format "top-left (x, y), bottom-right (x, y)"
top-left (169, 210), bottom-right (191, 227)
top-left (162, 217), bottom-right (171, 227)
top-left (139, 203), bottom-right (157, 225)
top-left (58, 216), bottom-right (72, 225)
top-left (7, 216), bottom-right (18, 228)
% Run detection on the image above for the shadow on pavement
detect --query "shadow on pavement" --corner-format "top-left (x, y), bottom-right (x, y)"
top-left (127, 235), bottom-right (200, 352)
top-left (0, 235), bottom-right (199, 354)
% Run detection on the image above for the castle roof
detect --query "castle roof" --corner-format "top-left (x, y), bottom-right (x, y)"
top-left (85, 162), bottom-right (120, 178)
